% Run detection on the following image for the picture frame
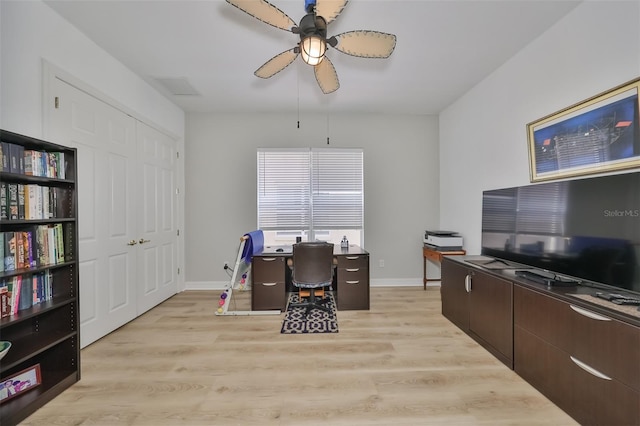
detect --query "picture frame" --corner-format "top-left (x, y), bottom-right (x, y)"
top-left (0, 364), bottom-right (42, 404)
top-left (527, 77), bottom-right (640, 182)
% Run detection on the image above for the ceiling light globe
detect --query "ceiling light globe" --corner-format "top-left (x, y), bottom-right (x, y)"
top-left (300, 36), bottom-right (326, 66)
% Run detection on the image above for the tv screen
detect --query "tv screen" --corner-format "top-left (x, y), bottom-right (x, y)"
top-left (481, 172), bottom-right (640, 295)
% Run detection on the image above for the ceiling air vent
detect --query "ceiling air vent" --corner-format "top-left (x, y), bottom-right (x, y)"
top-left (153, 77), bottom-right (200, 96)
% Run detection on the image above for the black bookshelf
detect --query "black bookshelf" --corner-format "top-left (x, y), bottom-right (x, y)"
top-left (0, 129), bottom-right (79, 425)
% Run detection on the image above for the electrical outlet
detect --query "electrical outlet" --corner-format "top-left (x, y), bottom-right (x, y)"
top-left (379, 259), bottom-right (385, 268)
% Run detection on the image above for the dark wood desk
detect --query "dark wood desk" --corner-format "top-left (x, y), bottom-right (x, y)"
top-left (423, 245), bottom-right (466, 290)
top-left (252, 245), bottom-right (370, 311)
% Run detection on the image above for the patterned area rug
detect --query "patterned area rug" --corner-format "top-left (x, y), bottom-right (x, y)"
top-left (280, 292), bottom-right (338, 334)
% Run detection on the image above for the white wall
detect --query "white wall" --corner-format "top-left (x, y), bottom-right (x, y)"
top-left (440, 0), bottom-right (640, 255)
top-left (0, 1), bottom-right (184, 140)
top-left (185, 112), bottom-right (439, 288)
top-left (1, 0), bottom-right (187, 291)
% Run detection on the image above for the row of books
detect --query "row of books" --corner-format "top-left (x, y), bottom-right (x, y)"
top-left (0, 272), bottom-right (54, 318)
top-left (0, 142), bottom-right (66, 179)
top-left (0, 182), bottom-right (64, 220)
top-left (1, 225), bottom-right (65, 273)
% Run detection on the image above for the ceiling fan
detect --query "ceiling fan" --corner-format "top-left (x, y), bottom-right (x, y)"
top-left (226, 0), bottom-right (397, 94)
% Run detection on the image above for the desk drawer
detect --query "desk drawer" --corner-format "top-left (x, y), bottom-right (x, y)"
top-left (423, 248), bottom-right (442, 262)
top-left (337, 267), bottom-right (369, 310)
top-left (251, 281), bottom-right (286, 311)
top-left (337, 254), bottom-right (369, 269)
top-left (252, 256), bottom-right (285, 282)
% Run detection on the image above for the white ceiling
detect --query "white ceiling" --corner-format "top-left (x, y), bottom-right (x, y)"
top-left (44, 0), bottom-right (581, 115)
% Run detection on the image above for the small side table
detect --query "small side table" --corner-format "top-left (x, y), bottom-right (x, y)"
top-left (423, 245), bottom-right (466, 290)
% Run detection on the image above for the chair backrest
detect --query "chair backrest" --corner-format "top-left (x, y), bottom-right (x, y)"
top-left (291, 242), bottom-right (334, 288)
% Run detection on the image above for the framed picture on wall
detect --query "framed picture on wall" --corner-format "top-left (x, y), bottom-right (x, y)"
top-left (526, 77), bottom-right (640, 182)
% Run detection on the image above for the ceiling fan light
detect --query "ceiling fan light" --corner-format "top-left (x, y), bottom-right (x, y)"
top-left (300, 35), bottom-right (326, 66)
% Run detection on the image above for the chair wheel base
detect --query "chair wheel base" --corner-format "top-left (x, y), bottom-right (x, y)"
top-left (289, 293), bottom-right (333, 318)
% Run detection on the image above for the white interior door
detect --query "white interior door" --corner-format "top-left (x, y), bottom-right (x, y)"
top-left (47, 77), bottom-right (137, 347)
top-left (135, 121), bottom-right (178, 314)
top-left (46, 75), bottom-right (178, 347)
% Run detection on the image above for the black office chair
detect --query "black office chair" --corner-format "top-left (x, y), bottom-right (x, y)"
top-left (288, 242), bottom-right (335, 318)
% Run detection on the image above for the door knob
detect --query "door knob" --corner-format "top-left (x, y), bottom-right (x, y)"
top-left (139, 238), bottom-right (151, 244)
top-left (127, 240), bottom-right (138, 246)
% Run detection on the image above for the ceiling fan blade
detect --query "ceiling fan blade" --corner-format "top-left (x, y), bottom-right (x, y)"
top-left (226, 0), bottom-right (296, 32)
top-left (255, 48), bottom-right (299, 78)
top-left (330, 30), bottom-right (397, 58)
top-left (314, 56), bottom-right (339, 94)
top-left (315, 0), bottom-right (348, 25)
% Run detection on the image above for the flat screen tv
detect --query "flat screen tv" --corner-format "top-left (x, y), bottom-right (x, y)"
top-left (481, 172), bottom-right (640, 295)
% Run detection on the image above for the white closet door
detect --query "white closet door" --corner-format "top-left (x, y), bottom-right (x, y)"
top-left (47, 77), bottom-right (138, 347)
top-left (46, 75), bottom-right (178, 347)
top-left (135, 121), bottom-right (178, 314)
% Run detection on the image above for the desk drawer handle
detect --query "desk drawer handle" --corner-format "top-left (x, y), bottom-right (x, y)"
top-left (261, 282), bottom-right (277, 287)
top-left (570, 356), bottom-right (611, 380)
top-left (569, 305), bottom-right (611, 321)
top-left (346, 268), bottom-right (360, 272)
top-left (346, 280), bottom-right (360, 284)
top-left (261, 257), bottom-right (277, 262)
top-left (346, 256), bottom-right (359, 260)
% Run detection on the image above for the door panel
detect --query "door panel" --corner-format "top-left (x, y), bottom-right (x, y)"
top-left (135, 121), bottom-right (177, 314)
top-left (108, 252), bottom-right (130, 310)
top-left (48, 77), bottom-right (137, 347)
top-left (78, 259), bottom-right (98, 325)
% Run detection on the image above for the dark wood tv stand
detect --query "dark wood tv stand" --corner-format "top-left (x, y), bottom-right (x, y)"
top-left (441, 256), bottom-right (639, 426)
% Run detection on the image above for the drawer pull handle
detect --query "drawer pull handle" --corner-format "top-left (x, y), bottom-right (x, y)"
top-left (346, 256), bottom-right (359, 260)
top-left (346, 268), bottom-right (360, 272)
top-left (346, 280), bottom-right (360, 284)
top-left (262, 282), bottom-right (277, 287)
top-left (570, 356), bottom-right (611, 380)
top-left (464, 274), bottom-right (472, 293)
top-left (262, 257), bottom-right (277, 262)
top-left (569, 305), bottom-right (611, 321)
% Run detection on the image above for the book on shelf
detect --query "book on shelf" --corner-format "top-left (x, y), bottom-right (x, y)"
top-left (1, 226), bottom-right (64, 272)
top-left (2, 185), bottom-right (64, 221)
top-left (17, 183), bottom-right (25, 220)
top-left (24, 230), bottom-right (36, 268)
top-left (0, 182), bottom-right (7, 220)
top-left (4, 232), bottom-right (16, 272)
top-left (2, 145), bottom-right (66, 178)
top-left (15, 230), bottom-right (25, 269)
top-left (6, 275), bottom-right (21, 316)
top-left (0, 142), bottom-right (8, 172)
top-left (0, 285), bottom-right (9, 318)
top-left (0, 272), bottom-right (53, 317)
top-left (8, 183), bottom-right (18, 220)
top-left (8, 143), bottom-right (24, 174)
top-left (55, 224), bottom-right (65, 263)
top-left (18, 275), bottom-right (32, 311)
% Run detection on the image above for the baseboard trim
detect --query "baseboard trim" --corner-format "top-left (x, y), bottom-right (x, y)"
top-left (185, 278), bottom-right (438, 291)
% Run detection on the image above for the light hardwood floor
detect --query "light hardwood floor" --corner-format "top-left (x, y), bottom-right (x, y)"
top-left (22, 287), bottom-right (577, 425)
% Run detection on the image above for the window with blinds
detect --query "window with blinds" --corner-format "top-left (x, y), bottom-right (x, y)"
top-left (257, 148), bottom-right (364, 245)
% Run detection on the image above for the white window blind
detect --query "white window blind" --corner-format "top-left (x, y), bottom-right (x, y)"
top-left (311, 149), bottom-right (363, 229)
top-left (257, 148), bottom-right (310, 230)
top-left (257, 148), bottom-right (363, 233)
